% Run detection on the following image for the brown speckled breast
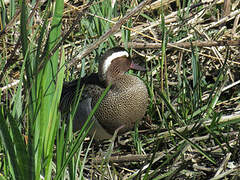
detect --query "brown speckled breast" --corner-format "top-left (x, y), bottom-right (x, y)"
top-left (92, 74), bottom-right (148, 135)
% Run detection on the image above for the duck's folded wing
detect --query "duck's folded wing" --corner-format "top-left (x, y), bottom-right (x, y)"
top-left (74, 98), bottom-right (112, 140)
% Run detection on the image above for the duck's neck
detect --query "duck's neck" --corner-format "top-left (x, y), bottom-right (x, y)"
top-left (106, 74), bottom-right (137, 91)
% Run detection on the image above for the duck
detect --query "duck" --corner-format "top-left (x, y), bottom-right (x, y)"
top-left (60, 47), bottom-right (149, 140)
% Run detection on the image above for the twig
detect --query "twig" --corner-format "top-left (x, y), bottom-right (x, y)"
top-left (210, 166), bottom-right (240, 180)
top-left (156, 113), bottom-right (240, 138)
top-left (205, 9), bottom-right (240, 30)
top-left (93, 153), bottom-right (164, 164)
top-left (127, 40), bottom-right (240, 65)
top-left (0, 9), bottom-right (21, 37)
top-left (0, 80), bottom-right (20, 91)
top-left (214, 152), bottom-right (232, 177)
top-left (127, 40), bottom-right (240, 49)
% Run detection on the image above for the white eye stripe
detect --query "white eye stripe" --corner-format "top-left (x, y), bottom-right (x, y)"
top-left (102, 51), bottom-right (129, 74)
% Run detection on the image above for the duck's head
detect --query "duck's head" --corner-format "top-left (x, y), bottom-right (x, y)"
top-left (98, 47), bottom-right (145, 84)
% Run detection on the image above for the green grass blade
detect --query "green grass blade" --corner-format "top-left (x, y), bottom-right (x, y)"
top-left (39, 0), bottom-right (64, 178)
top-left (0, 110), bottom-right (21, 179)
top-left (6, 112), bottom-right (31, 179)
top-left (45, 47), bottom-right (65, 178)
top-left (173, 130), bottom-right (216, 164)
top-left (191, 47), bottom-right (200, 109)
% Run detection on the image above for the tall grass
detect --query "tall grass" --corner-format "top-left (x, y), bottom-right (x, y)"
top-left (0, 0), bottom-right (65, 179)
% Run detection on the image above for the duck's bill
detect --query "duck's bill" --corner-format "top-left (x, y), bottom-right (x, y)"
top-left (130, 62), bottom-right (146, 71)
